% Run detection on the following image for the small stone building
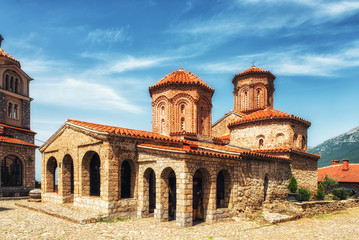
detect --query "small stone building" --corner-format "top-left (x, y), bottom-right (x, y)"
top-left (318, 159), bottom-right (359, 196)
top-left (40, 66), bottom-right (319, 226)
top-left (0, 36), bottom-right (36, 197)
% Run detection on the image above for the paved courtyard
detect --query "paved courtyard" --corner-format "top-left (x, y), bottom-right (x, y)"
top-left (1, 200), bottom-right (359, 240)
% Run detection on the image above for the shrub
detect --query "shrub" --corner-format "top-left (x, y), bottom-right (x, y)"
top-left (297, 188), bottom-right (311, 201)
top-left (318, 183), bottom-right (325, 193)
top-left (321, 175), bottom-right (338, 194)
top-left (332, 188), bottom-right (349, 200)
top-left (287, 176), bottom-right (298, 193)
top-left (314, 190), bottom-right (325, 200)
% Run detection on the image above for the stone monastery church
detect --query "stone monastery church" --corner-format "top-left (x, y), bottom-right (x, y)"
top-left (40, 64), bottom-right (320, 226)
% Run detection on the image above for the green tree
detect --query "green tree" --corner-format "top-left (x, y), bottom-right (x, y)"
top-left (287, 176), bottom-right (298, 193)
top-left (297, 188), bottom-right (311, 201)
top-left (321, 174), bottom-right (338, 194)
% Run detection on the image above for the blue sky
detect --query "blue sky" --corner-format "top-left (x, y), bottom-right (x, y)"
top-left (1, 0), bottom-right (359, 180)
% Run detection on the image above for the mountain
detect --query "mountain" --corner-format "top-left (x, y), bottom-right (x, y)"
top-left (310, 126), bottom-right (359, 168)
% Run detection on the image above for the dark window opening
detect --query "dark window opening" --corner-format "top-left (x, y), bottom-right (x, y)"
top-left (90, 153), bottom-right (100, 196)
top-left (1, 155), bottom-right (22, 186)
top-left (121, 160), bottom-right (131, 198)
top-left (216, 171), bottom-right (225, 208)
top-left (149, 170), bottom-right (156, 213)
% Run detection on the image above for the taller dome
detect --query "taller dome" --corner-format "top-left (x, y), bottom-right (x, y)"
top-left (149, 68), bottom-right (214, 96)
top-left (149, 67), bottom-right (214, 138)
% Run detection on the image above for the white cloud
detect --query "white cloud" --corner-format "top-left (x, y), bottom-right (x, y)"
top-left (110, 56), bottom-right (167, 73)
top-left (32, 78), bottom-right (141, 113)
top-left (87, 27), bottom-right (130, 43)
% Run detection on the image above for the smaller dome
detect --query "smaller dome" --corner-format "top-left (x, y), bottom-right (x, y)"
top-left (149, 67), bottom-right (214, 94)
top-left (232, 65), bottom-right (275, 83)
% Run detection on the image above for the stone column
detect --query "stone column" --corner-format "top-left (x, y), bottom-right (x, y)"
top-left (176, 171), bottom-right (192, 227)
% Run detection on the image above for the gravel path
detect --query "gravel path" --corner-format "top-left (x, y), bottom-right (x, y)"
top-left (1, 200), bottom-right (359, 239)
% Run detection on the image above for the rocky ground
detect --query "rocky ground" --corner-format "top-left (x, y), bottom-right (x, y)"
top-left (1, 200), bottom-right (359, 239)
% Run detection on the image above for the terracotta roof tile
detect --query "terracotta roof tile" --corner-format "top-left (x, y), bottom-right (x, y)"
top-left (0, 48), bottom-right (20, 67)
top-left (0, 136), bottom-right (37, 147)
top-left (149, 68), bottom-right (214, 93)
top-left (318, 163), bottom-right (359, 183)
top-left (0, 123), bottom-right (36, 134)
top-left (228, 108), bottom-right (311, 128)
top-left (253, 147), bottom-right (321, 159)
top-left (67, 119), bottom-right (185, 144)
top-left (232, 65), bottom-right (275, 83)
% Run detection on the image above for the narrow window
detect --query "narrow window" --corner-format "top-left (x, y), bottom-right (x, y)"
top-left (293, 134), bottom-right (298, 148)
top-left (161, 105), bottom-right (165, 115)
top-left (15, 79), bottom-right (19, 93)
top-left (7, 103), bottom-right (12, 118)
top-left (5, 74), bottom-right (9, 90)
top-left (244, 91), bottom-right (248, 110)
top-left (10, 76), bottom-right (14, 92)
top-left (13, 104), bottom-right (18, 119)
top-left (181, 117), bottom-right (185, 130)
top-left (181, 104), bottom-right (185, 114)
top-left (259, 139), bottom-right (264, 149)
top-left (302, 136), bottom-right (306, 150)
top-left (161, 119), bottom-right (165, 133)
top-left (257, 89), bottom-right (261, 108)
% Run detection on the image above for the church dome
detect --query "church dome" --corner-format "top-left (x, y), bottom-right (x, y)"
top-left (149, 67), bottom-right (214, 95)
top-left (232, 65), bottom-right (275, 83)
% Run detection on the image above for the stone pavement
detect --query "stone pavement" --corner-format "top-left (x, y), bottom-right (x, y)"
top-left (2, 200), bottom-right (359, 239)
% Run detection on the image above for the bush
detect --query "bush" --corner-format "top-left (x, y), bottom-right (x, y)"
top-left (318, 183), bottom-right (325, 193)
top-left (314, 190), bottom-right (325, 200)
top-left (320, 175), bottom-right (338, 194)
top-left (332, 188), bottom-right (349, 200)
top-left (287, 176), bottom-right (298, 193)
top-left (297, 188), bottom-right (311, 201)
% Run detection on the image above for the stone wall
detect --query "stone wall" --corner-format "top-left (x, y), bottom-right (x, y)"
top-left (21, 99), bottom-right (30, 129)
top-left (4, 127), bottom-right (34, 144)
top-left (0, 91), bottom-right (6, 123)
top-left (291, 153), bottom-right (318, 194)
top-left (0, 142), bottom-right (35, 190)
top-left (211, 112), bottom-right (242, 138)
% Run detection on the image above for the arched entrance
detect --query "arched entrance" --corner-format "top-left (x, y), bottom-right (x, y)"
top-left (263, 174), bottom-right (269, 202)
top-left (121, 160), bottom-right (131, 199)
top-left (168, 170), bottom-right (176, 221)
top-left (1, 155), bottom-right (22, 186)
top-left (90, 153), bottom-right (100, 196)
top-left (144, 168), bottom-right (156, 214)
top-left (62, 154), bottom-right (74, 196)
top-left (193, 169), bottom-right (210, 222)
top-left (216, 170), bottom-right (231, 209)
top-left (46, 157), bottom-right (57, 192)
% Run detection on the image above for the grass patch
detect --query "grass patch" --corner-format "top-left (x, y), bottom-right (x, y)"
top-left (97, 217), bottom-right (130, 223)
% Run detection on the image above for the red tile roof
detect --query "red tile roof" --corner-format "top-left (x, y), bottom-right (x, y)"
top-left (149, 68), bottom-right (214, 94)
top-left (232, 65), bottom-right (276, 83)
top-left (67, 119), bottom-right (185, 143)
top-left (0, 48), bottom-right (20, 67)
top-left (253, 147), bottom-right (321, 159)
top-left (0, 136), bottom-right (37, 147)
top-left (228, 108), bottom-right (311, 128)
top-left (65, 119), bottom-right (288, 161)
top-left (0, 123), bottom-right (36, 134)
top-left (318, 163), bottom-right (359, 183)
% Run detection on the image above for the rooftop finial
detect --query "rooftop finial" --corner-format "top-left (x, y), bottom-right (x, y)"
top-left (180, 60), bottom-right (183, 68)
top-left (0, 35), bottom-right (3, 48)
top-left (251, 60), bottom-right (256, 67)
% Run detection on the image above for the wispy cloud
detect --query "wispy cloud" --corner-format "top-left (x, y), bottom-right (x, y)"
top-left (198, 42), bottom-right (359, 77)
top-left (32, 78), bottom-right (141, 113)
top-left (87, 27), bottom-right (131, 43)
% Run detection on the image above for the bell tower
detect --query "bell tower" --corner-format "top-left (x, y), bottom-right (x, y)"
top-left (232, 65), bottom-right (275, 113)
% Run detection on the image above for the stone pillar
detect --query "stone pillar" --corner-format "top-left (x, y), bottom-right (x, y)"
top-left (205, 175), bottom-right (217, 223)
top-left (176, 171), bottom-right (192, 227)
top-left (155, 175), bottom-right (168, 222)
top-left (137, 166), bottom-right (147, 218)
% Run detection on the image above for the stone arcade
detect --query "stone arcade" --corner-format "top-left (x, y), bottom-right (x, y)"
top-left (0, 36), bottom-right (36, 197)
top-left (40, 66), bottom-right (320, 226)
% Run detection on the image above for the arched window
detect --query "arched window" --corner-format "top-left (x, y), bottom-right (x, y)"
top-left (4, 74), bottom-right (9, 90)
top-left (244, 91), bottom-right (248, 110)
top-left (259, 138), bottom-right (264, 149)
top-left (1, 155), bottom-right (22, 186)
top-left (293, 134), bottom-right (298, 148)
top-left (161, 105), bottom-right (165, 115)
top-left (10, 76), bottom-right (14, 92)
top-left (13, 104), bottom-right (18, 120)
top-left (181, 104), bottom-right (185, 114)
top-left (256, 89), bottom-right (261, 108)
top-left (15, 78), bottom-right (19, 93)
top-left (181, 117), bottom-right (185, 131)
top-left (276, 133), bottom-right (285, 147)
top-left (121, 160), bottom-right (132, 198)
top-left (7, 102), bottom-right (12, 118)
top-left (302, 136), bottom-right (307, 150)
top-left (90, 153), bottom-right (100, 196)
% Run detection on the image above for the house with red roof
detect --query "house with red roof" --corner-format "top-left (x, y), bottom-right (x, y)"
top-left (40, 64), bottom-right (319, 227)
top-left (0, 36), bottom-right (37, 197)
top-left (318, 159), bottom-right (359, 195)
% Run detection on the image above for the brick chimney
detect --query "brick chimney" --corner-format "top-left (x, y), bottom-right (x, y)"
top-left (343, 159), bottom-right (349, 171)
top-left (332, 159), bottom-right (340, 165)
